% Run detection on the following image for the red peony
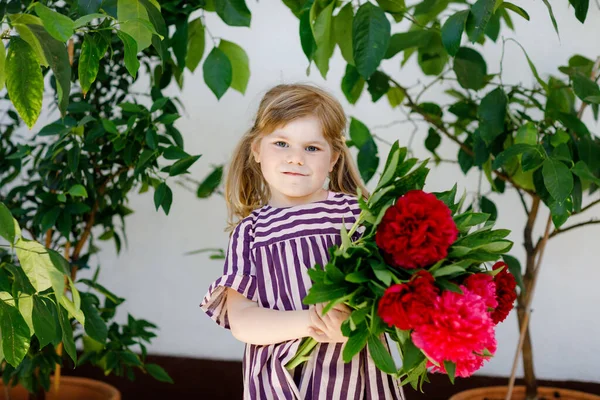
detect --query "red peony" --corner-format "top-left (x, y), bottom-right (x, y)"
top-left (491, 262), bottom-right (517, 324)
top-left (464, 273), bottom-right (498, 310)
top-left (411, 287), bottom-right (497, 377)
top-left (375, 190), bottom-right (459, 269)
top-left (377, 271), bottom-right (439, 330)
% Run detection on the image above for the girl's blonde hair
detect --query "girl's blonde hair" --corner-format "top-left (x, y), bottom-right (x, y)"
top-left (224, 83), bottom-right (369, 232)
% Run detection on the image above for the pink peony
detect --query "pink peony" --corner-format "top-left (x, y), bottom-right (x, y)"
top-left (411, 287), bottom-right (497, 377)
top-left (464, 273), bottom-right (498, 310)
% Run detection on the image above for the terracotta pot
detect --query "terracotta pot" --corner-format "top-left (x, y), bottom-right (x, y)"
top-left (0, 376), bottom-right (120, 400)
top-left (449, 385), bottom-right (600, 400)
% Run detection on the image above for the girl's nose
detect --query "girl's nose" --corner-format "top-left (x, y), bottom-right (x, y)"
top-left (286, 149), bottom-right (304, 165)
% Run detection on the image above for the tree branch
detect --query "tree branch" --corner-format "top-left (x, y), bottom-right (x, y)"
top-left (386, 75), bottom-right (534, 195)
top-left (549, 219), bottom-right (600, 239)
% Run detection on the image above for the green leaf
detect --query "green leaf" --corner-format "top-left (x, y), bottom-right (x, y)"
top-left (542, 159), bottom-right (573, 203)
top-left (444, 360), bottom-right (456, 383)
top-left (492, 144), bottom-right (537, 169)
top-left (571, 161), bottom-right (600, 186)
top-left (569, 0), bottom-right (589, 23)
top-left (186, 18), bottom-right (205, 72)
top-left (203, 47), bottom-right (232, 99)
top-left (163, 146), bottom-right (190, 160)
top-left (6, 37), bottom-right (43, 129)
top-left (197, 166), bottom-right (224, 198)
top-left (479, 196), bottom-right (496, 221)
top-left (500, 2), bottom-right (530, 21)
top-left (441, 10), bottom-right (469, 56)
top-left (541, 0), bottom-right (559, 37)
top-left (81, 293), bottom-right (108, 344)
top-left (0, 41), bottom-right (5, 91)
top-left (0, 203), bottom-right (16, 244)
top-left (311, 0), bottom-right (335, 78)
top-left (68, 184), bottom-right (88, 198)
top-left (341, 64), bottom-right (365, 104)
top-left (215, 0), bottom-right (251, 27)
top-left (367, 335), bottom-right (397, 374)
top-left (139, 0), bottom-right (167, 38)
top-left (432, 264), bottom-right (466, 277)
top-left (78, 0), bottom-right (103, 15)
top-left (34, 3), bottom-right (74, 42)
top-left (572, 73), bottom-right (600, 103)
top-left (73, 13), bottom-right (108, 29)
top-left (401, 337), bottom-right (425, 371)
top-left (117, 30), bottom-right (140, 78)
top-left (299, 3), bottom-right (317, 63)
top-left (334, 2), bottom-right (354, 65)
top-left (15, 238), bottom-right (65, 296)
top-left (425, 128), bottom-right (441, 155)
top-left (453, 47), bottom-right (487, 90)
top-left (0, 297), bottom-right (30, 367)
top-left (349, 118), bottom-right (372, 148)
top-left (358, 139), bottom-right (379, 184)
top-left (417, 33), bottom-right (448, 76)
top-left (27, 25), bottom-right (71, 116)
top-left (18, 295), bottom-right (34, 337)
top-left (387, 86), bottom-right (405, 108)
top-left (171, 17), bottom-right (188, 69)
top-left (478, 87), bottom-right (506, 145)
top-left (342, 324), bottom-right (369, 362)
top-left (505, 38), bottom-right (549, 92)
top-left (11, 14), bottom-right (49, 67)
top-left (145, 363), bottom-right (174, 383)
top-left (32, 296), bottom-right (61, 349)
top-left (466, 0), bottom-right (495, 43)
top-left (376, 0), bottom-right (405, 13)
top-left (169, 155), bottom-right (202, 176)
top-left (57, 305), bottom-right (77, 365)
top-left (367, 71), bottom-right (390, 102)
top-left (385, 30), bottom-right (433, 59)
top-left (153, 182), bottom-right (173, 214)
top-left (218, 40), bottom-right (249, 94)
top-left (79, 34), bottom-right (108, 96)
top-left (118, 0), bottom-right (152, 51)
top-left (353, 3), bottom-right (391, 79)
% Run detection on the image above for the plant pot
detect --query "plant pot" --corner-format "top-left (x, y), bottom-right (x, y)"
top-left (449, 385), bottom-right (600, 400)
top-left (0, 376), bottom-right (120, 400)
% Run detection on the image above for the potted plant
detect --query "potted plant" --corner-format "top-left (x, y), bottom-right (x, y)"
top-left (273, 0), bottom-right (600, 399)
top-left (0, 0), bottom-right (252, 398)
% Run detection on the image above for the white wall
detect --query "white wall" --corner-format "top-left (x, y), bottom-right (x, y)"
top-left (15, 0), bottom-right (600, 384)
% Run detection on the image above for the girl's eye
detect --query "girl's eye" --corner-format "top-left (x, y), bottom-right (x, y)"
top-left (306, 146), bottom-right (319, 152)
top-left (274, 141), bottom-right (288, 147)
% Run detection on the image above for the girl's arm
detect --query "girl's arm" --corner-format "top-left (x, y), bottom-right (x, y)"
top-left (226, 288), bottom-right (312, 345)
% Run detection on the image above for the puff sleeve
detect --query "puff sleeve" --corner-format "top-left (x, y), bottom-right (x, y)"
top-left (199, 218), bottom-right (257, 329)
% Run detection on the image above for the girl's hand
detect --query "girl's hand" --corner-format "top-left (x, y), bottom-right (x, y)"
top-left (308, 303), bottom-right (351, 343)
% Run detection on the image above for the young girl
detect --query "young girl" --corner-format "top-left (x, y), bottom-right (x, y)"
top-left (200, 83), bottom-right (404, 400)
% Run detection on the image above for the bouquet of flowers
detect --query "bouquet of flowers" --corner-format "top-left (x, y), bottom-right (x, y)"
top-left (286, 142), bottom-right (518, 390)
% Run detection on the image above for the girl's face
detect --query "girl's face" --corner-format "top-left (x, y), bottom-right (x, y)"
top-left (251, 115), bottom-right (339, 207)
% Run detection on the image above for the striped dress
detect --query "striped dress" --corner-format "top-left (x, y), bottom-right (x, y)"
top-left (200, 191), bottom-right (405, 400)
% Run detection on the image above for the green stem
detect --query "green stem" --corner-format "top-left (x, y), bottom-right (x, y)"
top-left (285, 337), bottom-right (318, 370)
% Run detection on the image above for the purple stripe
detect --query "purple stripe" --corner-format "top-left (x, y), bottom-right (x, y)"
top-left (254, 216), bottom-right (359, 242)
top-left (364, 347), bottom-right (373, 400)
top-left (259, 193), bottom-right (347, 218)
top-left (326, 343), bottom-right (343, 398)
top-left (290, 239), bottom-right (308, 309)
top-left (311, 344), bottom-right (329, 398)
top-left (256, 346), bottom-right (269, 399)
top-left (310, 236), bottom-right (326, 272)
top-left (271, 244), bottom-right (292, 310)
top-left (340, 349), bottom-right (354, 400)
top-left (375, 366), bottom-right (385, 398)
top-left (254, 247), bottom-right (269, 308)
top-left (255, 203), bottom-right (360, 230)
top-left (355, 347), bottom-right (365, 400)
top-left (277, 242), bottom-right (296, 310)
top-left (273, 345), bottom-right (294, 398)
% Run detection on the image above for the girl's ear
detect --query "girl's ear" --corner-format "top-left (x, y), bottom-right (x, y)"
top-left (329, 151), bottom-right (340, 172)
top-left (251, 139), bottom-right (261, 163)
